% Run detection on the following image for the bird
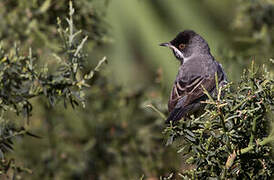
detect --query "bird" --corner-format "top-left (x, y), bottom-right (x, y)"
top-left (160, 30), bottom-right (227, 124)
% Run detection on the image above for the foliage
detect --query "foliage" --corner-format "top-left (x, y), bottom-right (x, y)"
top-left (0, 0), bottom-right (109, 50)
top-left (0, 1), bottom-right (180, 179)
top-left (12, 70), bottom-right (181, 179)
top-left (0, 2), bottom-right (107, 178)
top-left (232, 0), bottom-right (274, 60)
top-left (0, 0), bottom-right (273, 179)
top-left (164, 61), bottom-right (274, 179)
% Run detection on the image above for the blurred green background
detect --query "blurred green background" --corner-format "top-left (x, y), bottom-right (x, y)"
top-left (0, 0), bottom-right (273, 179)
top-left (105, 0), bottom-right (273, 89)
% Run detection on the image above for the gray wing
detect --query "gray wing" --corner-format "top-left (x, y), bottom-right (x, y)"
top-left (167, 57), bottom-right (222, 123)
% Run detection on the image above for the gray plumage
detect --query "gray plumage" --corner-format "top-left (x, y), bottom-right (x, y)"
top-left (160, 30), bottom-right (227, 123)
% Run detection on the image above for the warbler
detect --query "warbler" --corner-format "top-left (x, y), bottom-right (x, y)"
top-left (160, 30), bottom-right (227, 124)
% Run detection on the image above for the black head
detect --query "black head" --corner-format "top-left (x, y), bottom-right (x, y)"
top-left (160, 30), bottom-right (209, 62)
top-left (170, 30), bottom-right (196, 47)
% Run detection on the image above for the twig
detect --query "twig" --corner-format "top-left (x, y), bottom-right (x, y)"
top-left (239, 134), bottom-right (274, 154)
top-left (248, 115), bottom-right (261, 146)
top-left (145, 104), bottom-right (166, 120)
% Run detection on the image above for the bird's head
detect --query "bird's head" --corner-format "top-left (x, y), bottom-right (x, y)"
top-left (160, 30), bottom-right (209, 63)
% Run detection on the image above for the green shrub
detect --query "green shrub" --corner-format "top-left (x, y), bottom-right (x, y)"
top-left (0, 2), bottom-right (107, 177)
top-left (164, 61), bottom-right (274, 179)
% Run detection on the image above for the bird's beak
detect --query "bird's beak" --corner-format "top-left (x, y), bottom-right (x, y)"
top-left (159, 42), bottom-right (170, 47)
top-left (159, 42), bottom-right (185, 60)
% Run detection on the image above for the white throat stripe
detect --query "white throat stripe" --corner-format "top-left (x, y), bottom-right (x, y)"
top-left (169, 45), bottom-right (191, 63)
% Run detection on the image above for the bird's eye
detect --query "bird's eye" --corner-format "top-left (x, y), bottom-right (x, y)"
top-left (178, 43), bottom-right (185, 50)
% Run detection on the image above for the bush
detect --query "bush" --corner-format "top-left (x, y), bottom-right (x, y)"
top-left (164, 61), bottom-right (274, 179)
top-left (0, 2), bottom-right (107, 177)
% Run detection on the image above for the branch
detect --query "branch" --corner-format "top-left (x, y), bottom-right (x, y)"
top-left (239, 134), bottom-right (274, 155)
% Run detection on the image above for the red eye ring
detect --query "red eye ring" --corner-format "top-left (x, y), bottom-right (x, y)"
top-left (178, 43), bottom-right (185, 50)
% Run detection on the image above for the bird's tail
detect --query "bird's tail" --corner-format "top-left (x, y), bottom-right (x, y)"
top-left (165, 106), bottom-right (191, 124)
